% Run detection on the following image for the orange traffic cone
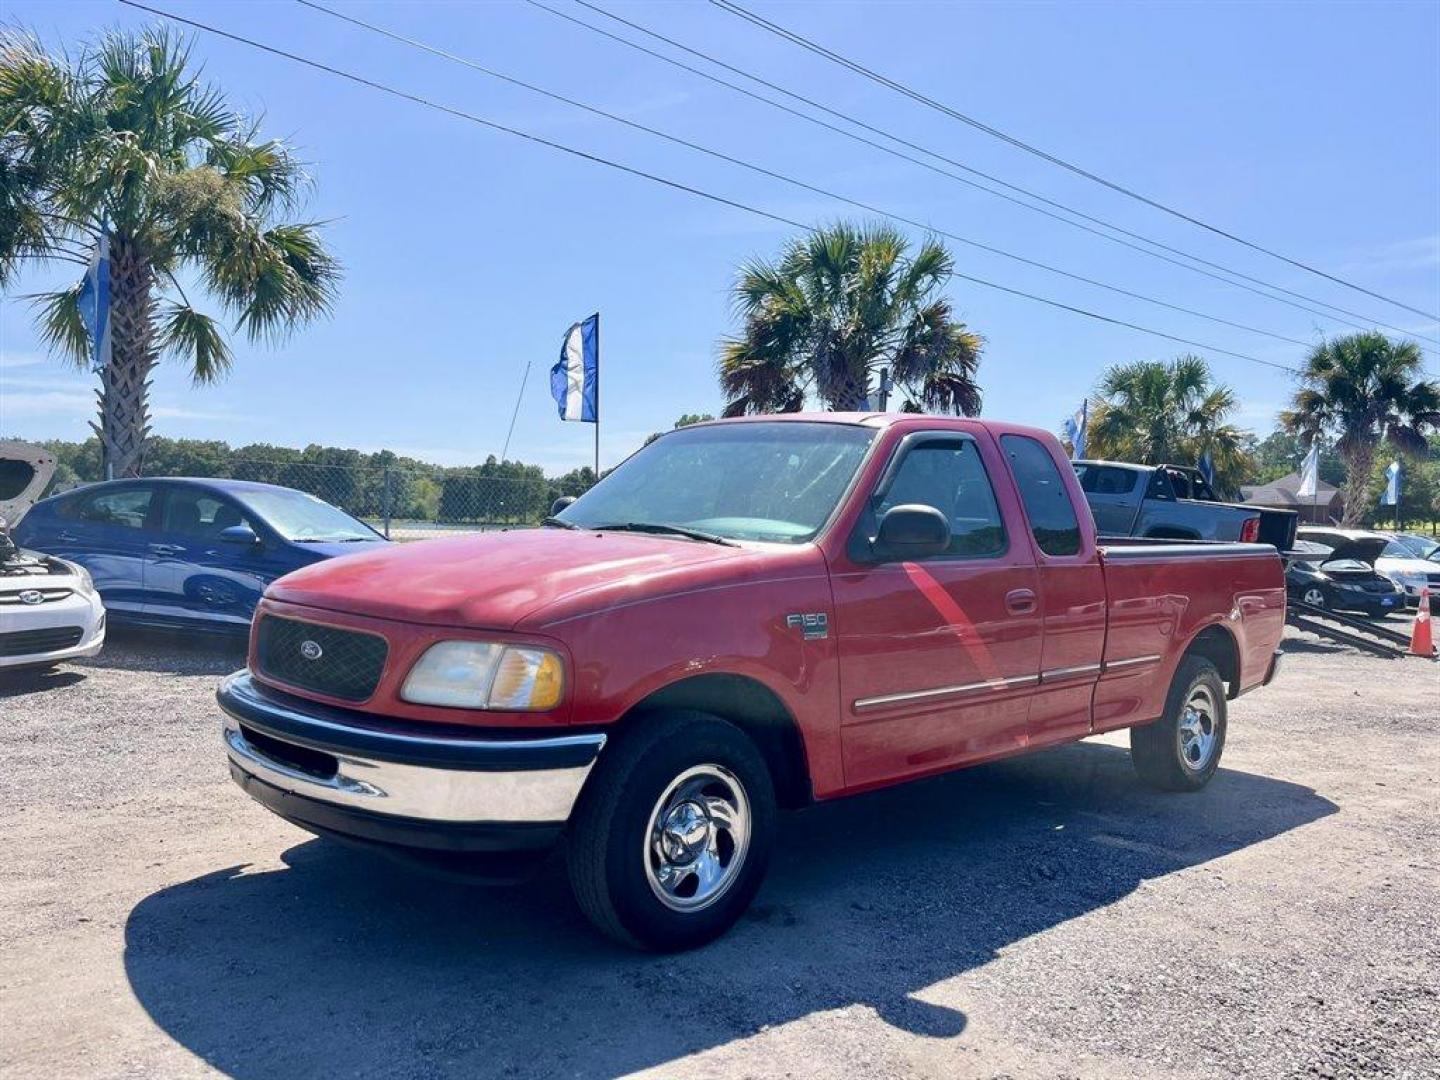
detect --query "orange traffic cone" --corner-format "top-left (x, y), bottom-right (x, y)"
top-left (1409, 588), bottom-right (1435, 658)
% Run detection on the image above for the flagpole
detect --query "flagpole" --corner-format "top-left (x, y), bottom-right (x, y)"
top-left (593, 312), bottom-right (600, 481)
top-left (500, 361), bottom-right (531, 462)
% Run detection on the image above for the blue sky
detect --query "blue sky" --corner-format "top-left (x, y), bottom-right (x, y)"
top-left (2, 0), bottom-right (1437, 473)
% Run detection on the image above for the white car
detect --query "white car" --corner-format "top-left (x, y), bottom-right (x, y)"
top-left (1296, 526), bottom-right (1440, 611)
top-left (1, 442), bottom-right (106, 671)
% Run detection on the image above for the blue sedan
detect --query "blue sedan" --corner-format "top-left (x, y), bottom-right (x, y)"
top-left (13, 478), bottom-right (388, 633)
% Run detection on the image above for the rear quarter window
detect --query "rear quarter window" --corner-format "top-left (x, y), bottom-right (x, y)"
top-left (1001, 435), bottom-right (1082, 557)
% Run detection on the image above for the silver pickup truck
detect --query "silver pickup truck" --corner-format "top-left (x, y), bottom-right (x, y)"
top-left (1074, 461), bottom-right (1298, 549)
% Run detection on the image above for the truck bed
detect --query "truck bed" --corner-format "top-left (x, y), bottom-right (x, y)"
top-left (1092, 538), bottom-right (1286, 734)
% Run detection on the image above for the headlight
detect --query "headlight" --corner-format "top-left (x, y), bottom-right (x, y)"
top-left (70, 562), bottom-right (96, 597)
top-left (1392, 570), bottom-right (1426, 586)
top-left (400, 641), bottom-right (564, 710)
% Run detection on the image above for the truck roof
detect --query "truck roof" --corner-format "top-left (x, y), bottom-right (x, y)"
top-left (684, 412), bottom-right (1060, 441)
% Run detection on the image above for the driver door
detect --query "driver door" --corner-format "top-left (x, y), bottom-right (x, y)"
top-left (143, 485), bottom-right (274, 628)
top-left (830, 431), bottom-right (1042, 790)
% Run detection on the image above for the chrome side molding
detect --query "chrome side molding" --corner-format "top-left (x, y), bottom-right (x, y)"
top-left (853, 673), bottom-right (1039, 713)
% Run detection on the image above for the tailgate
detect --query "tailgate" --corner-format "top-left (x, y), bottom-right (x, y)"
top-left (1255, 507), bottom-right (1298, 550)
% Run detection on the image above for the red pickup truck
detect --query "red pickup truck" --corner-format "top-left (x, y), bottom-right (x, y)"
top-left (220, 414), bottom-right (1285, 949)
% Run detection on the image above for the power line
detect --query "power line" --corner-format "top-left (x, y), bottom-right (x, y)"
top-left (546, 0), bottom-right (1439, 350)
top-left (118, 0), bottom-right (1301, 377)
top-left (297, 0), bottom-right (1321, 354)
top-left (712, 0), bottom-right (1440, 324)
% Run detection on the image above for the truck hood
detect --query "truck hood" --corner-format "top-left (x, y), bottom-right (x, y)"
top-left (266, 527), bottom-right (786, 631)
top-left (0, 440), bottom-right (57, 527)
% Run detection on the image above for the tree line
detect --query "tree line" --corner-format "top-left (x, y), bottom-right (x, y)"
top-left (31, 436), bottom-right (599, 526)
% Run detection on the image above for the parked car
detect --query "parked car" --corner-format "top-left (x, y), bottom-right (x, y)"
top-left (219, 414), bottom-right (1285, 950)
top-left (1296, 527), bottom-right (1440, 611)
top-left (0, 441), bottom-right (106, 671)
top-left (1072, 460), bottom-right (1298, 549)
top-left (14, 477), bottom-right (388, 634)
top-left (1284, 539), bottom-right (1405, 616)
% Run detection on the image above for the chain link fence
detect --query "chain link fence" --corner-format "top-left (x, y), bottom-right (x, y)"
top-left (103, 459), bottom-right (595, 541)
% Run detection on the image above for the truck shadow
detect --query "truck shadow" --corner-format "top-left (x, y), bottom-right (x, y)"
top-left (123, 742), bottom-right (1335, 1078)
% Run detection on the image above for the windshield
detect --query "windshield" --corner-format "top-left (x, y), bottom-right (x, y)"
top-left (1392, 534), bottom-right (1439, 560)
top-left (1381, 539), bottom-right (1428, 561)
top-left (240, 488), bottom-right (380, 542)
top-left (559, 422), bottom-right (876, 543)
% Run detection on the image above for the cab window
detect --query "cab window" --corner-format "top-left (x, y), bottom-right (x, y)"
top-left (1074, 464), bottom-right (1137, 495)
top-left (874, 439), bottom-right (1006, 557)
top-left (1002, 435), bottom-right (1082, 556)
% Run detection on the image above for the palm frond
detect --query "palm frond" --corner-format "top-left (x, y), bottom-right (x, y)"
top-left (203, 219), bottom-right (340, 344)
top-left (28, 281), bottom-right (91, 367)
top-left (156, 298), bottom-right (232, 383)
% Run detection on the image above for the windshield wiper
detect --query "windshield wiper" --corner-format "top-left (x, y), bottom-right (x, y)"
top-left (541, 516), bottom-right (581, 530)
top-left (592, 522), bottom-right (737, 546)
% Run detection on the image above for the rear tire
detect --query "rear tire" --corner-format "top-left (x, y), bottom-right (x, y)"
top-left (1130, 655), bottom-right (1227, 792)
top-left (565, 711), bottom-right (776, 951)
top-left (1300, 586), bottom-right (1327, 609)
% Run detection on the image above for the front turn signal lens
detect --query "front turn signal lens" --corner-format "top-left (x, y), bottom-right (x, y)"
top-left (488, 647), bottom-right (565, 711)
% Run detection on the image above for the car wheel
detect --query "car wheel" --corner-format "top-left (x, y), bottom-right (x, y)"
top-left (1130, 655), bottom-right (1227, 792)
top-left (1300, 586), bottom-right (1327, 609)
top-left (565, 711), bottom-right (776, 951)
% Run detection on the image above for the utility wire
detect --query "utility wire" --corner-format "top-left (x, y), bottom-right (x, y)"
top-left (712, 0), bottom-right (1440, 324)
top-left (548, 0), bottom-right (1438, 349)
top-left (118, 0), bottom-right (1300, 375)
top-left (298, 0), bottom-right (1320, 353)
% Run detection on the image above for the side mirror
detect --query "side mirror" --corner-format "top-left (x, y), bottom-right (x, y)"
top-left (218, 524), bottom-right (260, 547)
top-left (874, 504), bottom-right (951, 560)
top-left (550, 496), bottom-right (577, 517)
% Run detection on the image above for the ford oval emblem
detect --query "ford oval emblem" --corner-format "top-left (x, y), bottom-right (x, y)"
top-left (299, 639), bottom-right (324, 661)
top-left (18, 590), bottom-right (44, 606)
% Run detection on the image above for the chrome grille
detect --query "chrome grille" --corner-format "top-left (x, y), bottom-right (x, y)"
top-left (0, 588), bottom-right (73, 605)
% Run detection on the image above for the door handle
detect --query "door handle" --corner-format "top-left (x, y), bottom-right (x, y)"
top-left (1005, 588), bottom-right (1038, 615)
top-left (148, 543), bottom-right (185, 556)
top-left (57, 531), bottom-right (80, 543)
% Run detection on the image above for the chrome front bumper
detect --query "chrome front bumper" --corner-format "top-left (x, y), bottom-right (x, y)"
top-left (219, 670), bottom-right (605, 849)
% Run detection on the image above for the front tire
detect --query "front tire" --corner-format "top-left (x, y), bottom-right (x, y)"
top-left (1300, 586), bottom-right (1327, 609)
top-left (565, 712), bottom-right (776, 951)
top-left (1130, 655), bottom-right (1227, 792)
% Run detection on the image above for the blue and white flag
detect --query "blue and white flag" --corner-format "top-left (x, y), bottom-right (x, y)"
top-left (1063, 400), bottom-right (1088, 459)
top-left (550, 313), bottom-right (599, 423)
top-left (1296, 440), bottom-right (1320, 499)
top-left (75, 234), bottom-right (111, 374)
top-left (1197, 450), bottom-right (1215, 488)
top-left (1381, 460), bottom-right (1402, 506)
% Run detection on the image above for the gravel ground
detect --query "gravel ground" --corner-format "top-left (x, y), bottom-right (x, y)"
top-left (1, 624), bottom-right (1436, 1079)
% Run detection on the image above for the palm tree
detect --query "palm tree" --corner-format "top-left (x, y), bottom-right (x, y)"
top-left (1, 28), bottom-right (339, 478)
top-left (1086, 356), bottom-right (1249, 494)
top-left (718, 222), bottom-right (982, 416)
top-left (1281, 332), bottom-right (1439, 526)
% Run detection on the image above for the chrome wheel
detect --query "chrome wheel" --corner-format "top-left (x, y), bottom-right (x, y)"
top-left (1302, 587), bottom-right (1326, 608)
top-left (644, 764), bottom-right (751, 913)
top-left (1177, 686), bottom-right (1219, 772)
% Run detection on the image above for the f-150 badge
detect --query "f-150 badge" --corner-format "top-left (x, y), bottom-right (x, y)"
top-left (786, 612), bottom-right (829, 640)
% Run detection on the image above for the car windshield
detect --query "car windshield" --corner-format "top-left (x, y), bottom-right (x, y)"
top-left (558, 422), bottom-right (876, 543)
top-left (239, 488), bottom-right (379, 542)
top-left (1392, 534), bottom-right (1439, 560)
top-left (1381, 539), bottom-right (1426, 560)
